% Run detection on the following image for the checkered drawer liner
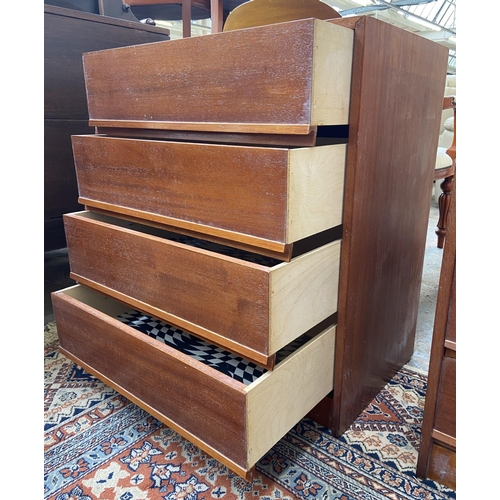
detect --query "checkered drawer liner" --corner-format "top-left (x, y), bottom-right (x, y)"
top-left (117, 310), bottom-right (310, 385)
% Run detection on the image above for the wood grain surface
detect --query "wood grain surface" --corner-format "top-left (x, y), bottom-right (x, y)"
top-left (325, 16), bottom-right (449, 435)
top-left (246, 324), bottom-right (335, 467)
top-left (63, 211), bottom-right (339, 363)
top-left (72, 135), bottom-right (345, 249)
top-left (416, 177), bottom-right (456, 488)
top-left (53, 284), bottom-right (336, 475)
top-left (44, 5), bottom-right (170, 120)
top-left (52, 285), bottom-right (248, 470)
top-left (83, 19), bottom-right (353, 132)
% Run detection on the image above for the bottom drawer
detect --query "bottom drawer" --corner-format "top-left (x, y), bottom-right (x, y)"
top-left (428, 442), bottom-right (456, 491)
top-left (52, 284), bottom-right (336, 478)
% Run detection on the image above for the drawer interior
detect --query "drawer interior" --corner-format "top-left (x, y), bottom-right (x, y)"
top-left (117, 309), bottom-right (313, 385)
top-left (93, 124), bottom-right (349, 148)
top-left (58, 284), bottom-right (328, 384)
top-left (53, 283), bottom-right (336, 475)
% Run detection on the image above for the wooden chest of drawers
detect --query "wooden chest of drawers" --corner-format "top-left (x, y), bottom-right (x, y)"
top-left (417, 187), bottom-right (456, 490)
top-left (52, 15), bottom-right (449, 478)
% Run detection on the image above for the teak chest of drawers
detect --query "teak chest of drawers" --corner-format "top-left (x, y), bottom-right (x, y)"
top-left (52, 16), bottom-right (449, 478)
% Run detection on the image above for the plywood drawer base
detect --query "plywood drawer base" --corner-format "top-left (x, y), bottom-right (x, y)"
top-left (64, 210), bottom-right (341, 366)
top-left (52, 284), bottom-right (336, 478)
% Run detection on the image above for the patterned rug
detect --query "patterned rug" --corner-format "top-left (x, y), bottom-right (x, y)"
top-left (44, 322), bottom-right (456, 500)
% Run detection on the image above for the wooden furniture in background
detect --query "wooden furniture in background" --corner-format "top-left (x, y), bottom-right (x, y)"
top-left (123, 0), bottom-right (211, 37)
top-left (52, 16), bottom-right (448, 477)
top-left (222, 0), bottom-right (340, 32)
top-left (44, 5), bottom-right (170, 251)
top-left (435, 95), bottom-right (456, 248)
top-left (417, 179), bottom-right (456, 490)
top-left (121, 0), bottom-right (248, 36)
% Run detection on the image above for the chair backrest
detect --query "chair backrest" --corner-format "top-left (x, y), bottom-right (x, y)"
top-left (442, 96), bottom-right (456, 161)
top-left (223, 0), bottom-right (340, 32)
top-left (440, 74), bottom-right (456, 133)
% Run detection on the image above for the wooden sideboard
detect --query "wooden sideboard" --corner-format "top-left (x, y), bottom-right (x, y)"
top-left (52, 16), bottom-right (448, 478)
top-left (417, 182), bottom-right (456, 489)
top-left (44, 5), bottom-right (170, 251)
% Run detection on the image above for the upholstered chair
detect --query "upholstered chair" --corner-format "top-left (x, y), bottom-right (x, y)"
top-left (434, 75), bottom-right (456, 248)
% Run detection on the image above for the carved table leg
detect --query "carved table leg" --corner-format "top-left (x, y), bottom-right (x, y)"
top-left (436, 174), bottom-right (454, 249)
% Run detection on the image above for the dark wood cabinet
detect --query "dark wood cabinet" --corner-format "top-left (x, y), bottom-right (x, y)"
top-left (417, 183), bottom-right (456, 489)
top-left (44, 5), bottom-right (170, 251)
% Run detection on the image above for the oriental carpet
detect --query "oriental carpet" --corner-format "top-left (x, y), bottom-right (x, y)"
top-left (44, 322), bottom-right (456, 500)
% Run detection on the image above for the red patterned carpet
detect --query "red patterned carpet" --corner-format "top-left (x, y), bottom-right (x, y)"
top-left (44, 323), bottom-right (456, 500)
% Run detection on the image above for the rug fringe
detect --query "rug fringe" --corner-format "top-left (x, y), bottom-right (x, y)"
top-left (44, 321), bottom-right (59, 347)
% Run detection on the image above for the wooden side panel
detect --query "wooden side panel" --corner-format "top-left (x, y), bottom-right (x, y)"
top-left (52, 285), bottom-right (248, 469)
top-left (417, 179), bottom-right (456, 482)
top-left (72, 135), bottom-right (289, 244)
top-left (83, 19), bottom-right (352, 131)
top-left (64, 212), bottom-right (273, 358)
top-left (246, 325), bottom-right (335, 467)
top-left (434, 356), bottom-right (456, 438)
top-left (445, 272), bottom-right (456, 345)
top-left (287, 144), bottom-right (346, 242)
top-left (45, 121), bottom-right (89, 220)
top-left (329, 16), bottom-right (449, 434)
top-left (269, 241), bottom-right (340, 353)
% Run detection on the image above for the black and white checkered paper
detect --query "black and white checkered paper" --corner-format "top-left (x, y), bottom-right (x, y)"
top-left (117, 310), bottom-right (309, 385)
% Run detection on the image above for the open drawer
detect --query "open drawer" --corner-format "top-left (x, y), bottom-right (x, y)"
top-left (52, 284), bottom-right (336, 479)
top-left (71, 135), bottom-right (346, 258)
top-left (64, 210), bottom-right (340, 367)
top-left (82, 18), bottom-right (353, 138)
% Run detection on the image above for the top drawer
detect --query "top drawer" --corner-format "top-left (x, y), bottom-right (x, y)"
top-left (82, 18), bottom-right (354, 135)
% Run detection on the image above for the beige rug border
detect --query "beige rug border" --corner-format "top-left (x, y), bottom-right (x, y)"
top-left (44, 321), bottom-right (59, 347)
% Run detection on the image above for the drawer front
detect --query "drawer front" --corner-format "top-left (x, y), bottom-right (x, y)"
top-left (428, 442), bottom-right (456, 491)
top-left (83, 18), bottom-right (353, 134)
top-left (52, 284), bottom-right (336, 476)
top-left (64, 211), bottom-right (341, 365)
top-left (434, 356), bottom-right (456, 438)
top-left (72, 135), bottom-right (346, 252)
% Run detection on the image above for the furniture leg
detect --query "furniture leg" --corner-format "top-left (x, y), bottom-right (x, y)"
top-left (436, 174), bottom-right (454, 249)
top-left (211, 0), bottom-right (223, 32)
top-left (182, 0), bottom-right (192, 37)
